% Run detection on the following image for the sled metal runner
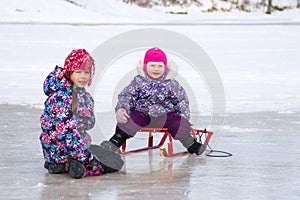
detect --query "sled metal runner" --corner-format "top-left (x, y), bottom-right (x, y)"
top-left (119, 127), bottom-right (213, 157)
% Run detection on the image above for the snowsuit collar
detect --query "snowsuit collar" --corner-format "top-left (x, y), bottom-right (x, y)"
top-left (73, 85), bottom-right (86, 94)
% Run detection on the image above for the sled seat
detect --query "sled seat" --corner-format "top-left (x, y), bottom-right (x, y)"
top-left (119, 126), bottom-right (213, 157)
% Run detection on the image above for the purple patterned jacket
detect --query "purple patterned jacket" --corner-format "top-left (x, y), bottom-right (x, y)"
top-left (39, 66), bottom-right (95, 164)
top-left (116, 62), bottom-right (190, 120)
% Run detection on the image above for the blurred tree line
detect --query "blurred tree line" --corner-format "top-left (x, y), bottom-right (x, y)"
top-left (122, 0), bottom-right (300, 13)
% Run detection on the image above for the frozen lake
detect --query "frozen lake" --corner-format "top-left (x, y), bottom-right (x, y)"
top-left (0, 105), bottom-right (299, 200)
top-left (0, 24), bottom-right (299, 199)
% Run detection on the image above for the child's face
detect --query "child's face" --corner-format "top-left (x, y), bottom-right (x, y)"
top-left (146, 61), bottom-right (165, 79)
top-left (70, 70), bottom-right (91, 88)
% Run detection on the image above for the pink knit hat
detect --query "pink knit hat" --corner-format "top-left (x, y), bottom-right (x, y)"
top-left (59, 49), bottom-right (95, 86)
top-left (143, 47), bottom-right (167, 73)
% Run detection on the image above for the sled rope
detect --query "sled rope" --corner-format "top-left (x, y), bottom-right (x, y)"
top-left (200, 131), bottom-right (233, 157)
top-left (205, 143), bottom-right (232, 157)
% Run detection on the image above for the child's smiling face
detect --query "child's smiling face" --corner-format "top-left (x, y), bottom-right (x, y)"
top-left (146, 61), bottom-right (165, 79)
top-left (70, 70), bottom-right (91, 88)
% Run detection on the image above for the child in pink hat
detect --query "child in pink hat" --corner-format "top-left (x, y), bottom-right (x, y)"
top-left (40, 49), bottom-right (123, 178)
top-left (101, 47), bottom-right (206, 156)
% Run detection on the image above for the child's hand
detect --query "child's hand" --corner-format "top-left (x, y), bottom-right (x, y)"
top-left (116, 108), bottom-right (130, 124)
top-left (57, 67), bottom-right (66, 79)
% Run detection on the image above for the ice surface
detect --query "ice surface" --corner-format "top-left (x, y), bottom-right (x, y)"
top-left (0, 1), bottom-right (300, 200)
top-left (0, 105), bottom-right (299, 200)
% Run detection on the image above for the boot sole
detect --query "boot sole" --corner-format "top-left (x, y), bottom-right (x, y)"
top-left (88, 144), bottom-right (124, 171)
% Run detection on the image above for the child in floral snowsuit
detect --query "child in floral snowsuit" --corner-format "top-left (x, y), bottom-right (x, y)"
top-left (101, 47), bottom-right (206, 155)
top-left (40, 49), bottom-right (122, 178)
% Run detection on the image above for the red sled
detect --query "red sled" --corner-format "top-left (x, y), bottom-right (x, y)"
top-left (119, 126), bottom-right (213, 157)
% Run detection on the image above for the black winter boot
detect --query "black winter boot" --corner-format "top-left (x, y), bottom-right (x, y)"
top-left (88, 144), bottom-right (124, 172)
top-left (100, 127), bottom-right (131, 152)
top-left (187, 141), bottom-right (207, 155)
top-left (109, 127), bottom-right (131, 149)
top-left (101, 162), bottom-right (121, 174)
top-left (100, 141), bottom-right (119, 152)
top-left (44, 161), bottom-right (66, 174)
top-left (67, 159), bottom-right (85, 179)
top-left (179, 135), bottom-right (207, 155)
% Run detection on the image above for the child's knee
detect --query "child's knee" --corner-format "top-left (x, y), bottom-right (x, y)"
top-left (165, 113), bottom-right (190, 138)
top-left (130, 110), bottom-right (151, 127)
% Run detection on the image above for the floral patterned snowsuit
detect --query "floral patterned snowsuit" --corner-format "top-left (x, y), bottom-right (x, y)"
top-left (40, 66), bottom-right (95, 164)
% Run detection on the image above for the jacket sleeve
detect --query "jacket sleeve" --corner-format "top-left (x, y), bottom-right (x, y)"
top-left (171, 80), bottom-right (190, 120)
top-left (43, 66), bottom-right (66, 96)
top-left (76, 92), bottom-right (95, 132)
top-left (115, 76), bottom-right (140, 113)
